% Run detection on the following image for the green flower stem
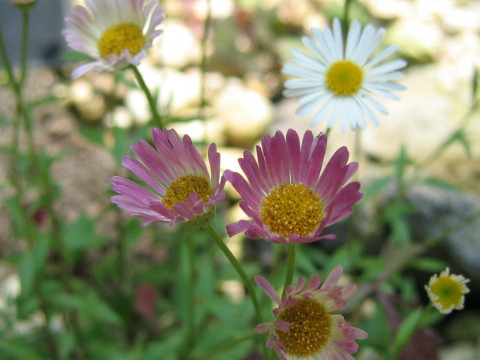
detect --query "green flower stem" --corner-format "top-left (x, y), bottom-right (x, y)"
top-left (203, 223), bottom-right (262, 324)
top-left (129, 65), bottom-right (163, 129)
top-left (19, 8), bottom-right (30, 87)
top-left (282, 243), bottom-right (296, 296)
top-left (343, 0), bottom-right (354, 34)
top-left (186, 231), bottom-right (196, 351)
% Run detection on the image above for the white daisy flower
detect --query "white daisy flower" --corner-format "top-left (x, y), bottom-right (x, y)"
top-left (282, 18), bottom-right (407, 131)
top-left (62, 0), bottom-right (164, 79)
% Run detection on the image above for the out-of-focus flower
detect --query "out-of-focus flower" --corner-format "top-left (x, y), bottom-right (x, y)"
top-left (111, 128), bottom-right (225, 227)
top-left (62, 0), bottom-right (164, 78)
top-left (425, 267), bottom-right (470, 314)
top-left (255, 266), bottom-right (368, 360)
top-left (282, 18), bottom-right (407, 131)
top-left (225, 129), bottom-right (362, 244)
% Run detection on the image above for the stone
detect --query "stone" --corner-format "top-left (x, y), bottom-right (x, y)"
top-left (214, 79), bottom-right (273, 148)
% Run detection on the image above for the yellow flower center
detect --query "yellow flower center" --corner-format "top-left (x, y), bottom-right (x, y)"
top-left (260, 183), bottom-right (324, 238)
top-left (98, 23), bottom-right (145, 59)
top-left (326, 60), bottom-right (363, 96)
top-left (277, 298), bottom-right (332, 356)
top-left (162, 175), bottom-right (212, 211)
top-left (430, 277), bottom-right (464, 310)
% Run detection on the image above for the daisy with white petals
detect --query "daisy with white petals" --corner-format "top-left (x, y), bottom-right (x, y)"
top-left (63, 0), bottom-right (164, 78)
top-left (283, 18), bottom-right (407, 131)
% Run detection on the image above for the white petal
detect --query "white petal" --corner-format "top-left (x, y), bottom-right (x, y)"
top-left (302, 35), bottom-right (329, 64)
top-left (285, 79), bottom-right (325, 89)
top-left (367, 59), bottom-right (407, 76)
top-left (291, 49), bottom-right (326, 71)
top-left (345, 20), bottom-right (361, 59)
top-left (297, 89), bottom-right (328, 105)
top-left (332, 18), bottom-right (344, 59)
top-left (364, 45), bottom-right (399, 69)
top-left (282, 63), bottom-right (324, 79)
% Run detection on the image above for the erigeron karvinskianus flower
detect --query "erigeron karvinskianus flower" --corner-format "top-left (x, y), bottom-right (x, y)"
top-left (111, 128), bottom-right (225, 227)
top-left (255, 266), bottom-right (368, 360)
top-left (225, 129), bottom-right (362, 244)
top-left (62, 0), bottom-right (164, 78)
top-left (425, 267), bottom-right (470, 314)
top-left (282, 18), bottom-right (407, 131)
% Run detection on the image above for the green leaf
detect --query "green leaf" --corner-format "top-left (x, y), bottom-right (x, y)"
top-left (472, 67), bottom-right (479, 100)
top-left (390, 307), bottom-right (425, 357)
top-left (363, 175), bottom-right (392, 201)
top-left (407, 257), bottom-right (446, 272)
top-left (78, 123), bottom-right (105, 147)
top-left (57, 291), bottom-right (122, 325)
top-left (0, 339), bottom-right (45, 360)
top-left (383, 202), bottom-right (414, 244)
top-left (421, 177), bottom-right (459, 191)
top-left (394, 145), bottom-right (413, 184)
top-left (112, 126), bottom-right (130, 163)
top-left (324, 241), bottom-right (362, 274)
top-left (18, 250), bottom-right (35, 297)
top-left (63, 215), bottom-right (108, 254)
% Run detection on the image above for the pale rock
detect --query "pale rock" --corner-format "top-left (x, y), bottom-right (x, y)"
top-left (363, 0), bottom-right (414, 19)
top-left (218, 146), bottom-right (245, 200)
top-left (361, 65), bottom-right (467, 161)
top-left (170, 117), bottom-right (226, 146)
top-left (386, 17), bottom-right (443, 61)
top-left (436, 32), bottom-right (480, 93)
top-left (149, 20), bottom-right (201, 68)
top-left (125, 89), bottom-right (151, 125)
top-left (137, 65), bottom-right (202, 114)
top-left (214, 79), bottom-right (273, 148)
top-left (105, 106), bottom-right (133, 129)
top-left (193, 0), bottom-right (234, 20)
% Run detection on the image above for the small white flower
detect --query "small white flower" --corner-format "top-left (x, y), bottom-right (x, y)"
top-left (282, 18), bottom-right (407, 131)
top-left (62, 0), bottom-right (164, 78)
top-left (425, 267), bottom-right (470, 314)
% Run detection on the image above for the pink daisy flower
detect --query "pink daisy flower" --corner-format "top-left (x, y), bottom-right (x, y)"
top-left (225, 129), bottom-right (362, 244)
top-left (62, 0), bottom-right (164, 78)
top-left (111, 128), bottom-right (226, 227)
top-left (255, 266), bottom-right (368, 360)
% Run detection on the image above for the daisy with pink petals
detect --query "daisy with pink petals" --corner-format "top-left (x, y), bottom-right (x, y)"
top-left (225, 129), bottom-right (362, 244)
top-left (62, 0), bottom-right (164, 78)
top-left (255, 266), bottom-right (367, 360)
top-left (111, 128), bottom-right (226, 227)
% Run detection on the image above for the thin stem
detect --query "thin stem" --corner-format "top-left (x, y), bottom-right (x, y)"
top-left (282, 243), bottom-right (296, 296)
top-left (203, 223), bottom-right (262, 323)
top-left (186, 231), bottom-right (196, 351)
top-left (19, 8), bottom-right (30, 87)
top-left (343, 0), bottom-right (353, 34)
top-left (0, 22), bottom-right (20, 97)
top-left (129, 65), bottom-right (163, 128)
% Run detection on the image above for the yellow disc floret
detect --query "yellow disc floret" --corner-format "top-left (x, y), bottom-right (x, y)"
top-left (163, 175), bottom-right (212, 211)
top-left (277, 298), bottom-right (331, 356)
top-left (326, 60), bottom-right (363, 95)
top-left (98, 23), bottom-right (145, 59)
top-left (260, 183), bottom-right (324, 238)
